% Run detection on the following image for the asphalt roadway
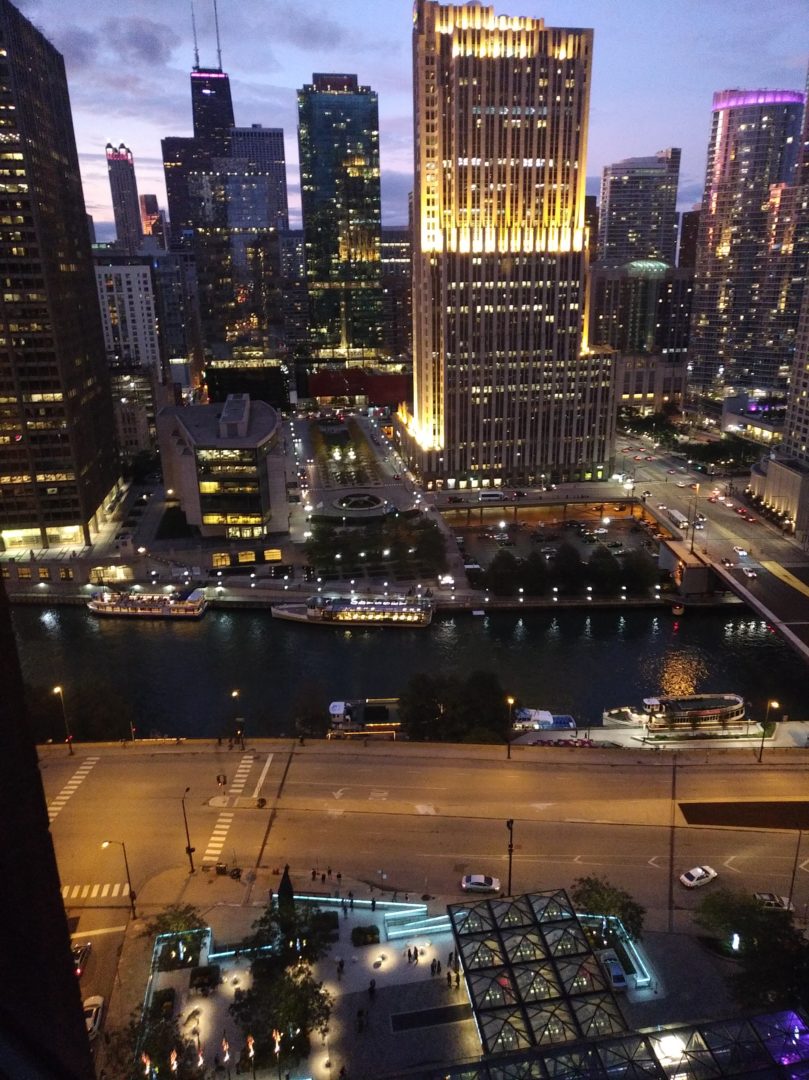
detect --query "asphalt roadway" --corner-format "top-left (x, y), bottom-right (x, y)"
top-left (45, 736), bottom-right (809, 1047)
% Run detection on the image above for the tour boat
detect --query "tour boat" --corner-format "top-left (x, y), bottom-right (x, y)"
top-left (87, 588), bottom-right (208, 619)
top-left (603, 693), bottom-right (746, 731)
top-left (271, 593), bottom-right (434, 627)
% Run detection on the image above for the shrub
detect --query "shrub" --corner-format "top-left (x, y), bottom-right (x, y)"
top-left (351, 925), bottom-right (380, 946)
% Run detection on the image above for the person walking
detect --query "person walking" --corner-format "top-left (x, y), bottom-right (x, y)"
top-left (446, 970), bottom-right (452, 988)
top-left (407, 947), bottom-right (413, 964)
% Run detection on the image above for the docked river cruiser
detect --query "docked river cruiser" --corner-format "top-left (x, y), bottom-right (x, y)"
top-left (87, 588), bottom-right (208, 619)
top-left (603, 693), bottom-right (747, 733)
top-left (271, 593), bottom-right (434, 627)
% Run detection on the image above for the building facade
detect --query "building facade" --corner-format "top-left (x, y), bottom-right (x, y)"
top-left (589, 260), bottom-right (693, 361)
top-left (230, 125), bottom-right (289, 231)
top-left (0, 0), bottom-right (118, 551)
top-left (106, 142), bottom-right (143, 254)
top-left (297, 73), bottom-right (384, 359)
top-left (401, 1), bottom-right (614, 488)
top-left (678, 208), bottom-right (700, 268)
top-left (597, 149), bottom-right (680, 267)
top-left (688, 89), bottom-right (804, 393)
top-left (380, 225), bottom-right (412, 359)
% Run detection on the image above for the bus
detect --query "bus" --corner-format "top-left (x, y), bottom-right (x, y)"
top-left (666, 508), bottom-right (689, 532)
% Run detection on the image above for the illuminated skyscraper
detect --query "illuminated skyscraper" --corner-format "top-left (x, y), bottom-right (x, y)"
top-left (688, 89), bottom-right (804, 392)
top-left (297, 73), bottom-right (383, 358)
top-left (597, 149), bottom-right (680, 266)
top-left (106, 141), bottom-right (143, 253)
top-left (402, 1), bottom-right (613, 486)
top-left (0, 0), bottom-right (118, 552)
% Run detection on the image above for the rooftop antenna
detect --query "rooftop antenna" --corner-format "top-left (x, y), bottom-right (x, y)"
top-left (190, 0), bottom-right (200, 69)
top-left (213, 0), bottom-right (223, 70)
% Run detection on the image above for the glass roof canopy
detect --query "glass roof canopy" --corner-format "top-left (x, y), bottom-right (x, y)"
top-left (434, 889), bottom-right (809, 1080)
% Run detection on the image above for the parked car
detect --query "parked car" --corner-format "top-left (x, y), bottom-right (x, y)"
top-left (72, 941), bottom-right (92, 978)
top-left (83, 995), bottom-right (104, 1041)
top-left (679, 865), bottom-right (718, 889)
top-left (461, 874), bottom-right (501, 893)
top-left (754, 892), bottom-right (794, 911)
top-left (598, 950), bottom-right (627, 992)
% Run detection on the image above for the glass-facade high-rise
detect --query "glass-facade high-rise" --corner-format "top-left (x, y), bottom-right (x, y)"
top-left (402, 1), bottom-right (614, 487)
top-left (597, 149), bottom-right (680, 266)
top-left (688, 89), bottom-right (804, 392)
top-left (0, 0), bottom-right (118, 552)
top-left (297, 73), bottom-right (383, 359)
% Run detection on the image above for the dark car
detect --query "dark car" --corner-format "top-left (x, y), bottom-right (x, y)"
top-left (448, 495), bottom-right (464, 503)
top-left (513, 490), bottom-right (527, 498)
top-left (72, 941), bottom-right (92, 978)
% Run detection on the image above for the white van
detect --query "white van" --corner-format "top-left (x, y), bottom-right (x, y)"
top-left (479, 490), bottom-right (507, 502)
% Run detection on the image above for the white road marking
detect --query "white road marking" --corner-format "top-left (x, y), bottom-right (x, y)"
top-left (369, 790), bottom-right (388, 801)
top-left (250, 753), bottom-right (273, 799)
top-left (415, 804), bottom-right (436, 815)
top-left (530, 803), bottom-right (554, 811)
top-left (47, 757), bottom-right (100, 823)
top-left (333, 788), bottom-right (347, 799)
top-left (203, 810), bottom-right (236, 863)
top-left (723, 856), bottom-right (742, 873)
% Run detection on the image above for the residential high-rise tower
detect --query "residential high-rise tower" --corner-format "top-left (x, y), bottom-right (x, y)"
top-left (402, 1), bottom-right (613, 486)
top-left (106, 141), bottom-right (143, 253)
top-left (597, 149), bottom-right (680, 266)
top-left (0, 0), bottom-right (118, 551)
top-left (297, 73), bottom-right (383, 359)
top-left (688, 89), bottom-right (804, 392)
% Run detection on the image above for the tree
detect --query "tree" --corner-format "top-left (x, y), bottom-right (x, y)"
top-left (398, 672), bottom-right (451, 741)
top-left (695, 887), bottom-right (809, 1010)
top-left (550, 542), bottom-right (584, 595)
top-left (485, 548), bottom-right (520, 596)
top-left (587, 547), bottom-right (622, 596)
top-left (621, 549), bottom-right (658, 595)
top-left (570, 875), bottom-right (646, 939)
top-left (140, 904), bottom-right (205, 940)
top-left (247, 896), bottom-right (336, 966)
top-left (520, 550), bottom-right (549, 596)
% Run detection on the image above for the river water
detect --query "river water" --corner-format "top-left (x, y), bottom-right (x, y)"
top-left (10, 603), bottom-right (807, 741)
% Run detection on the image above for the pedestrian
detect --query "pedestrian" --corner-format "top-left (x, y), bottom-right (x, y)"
top-left (321, 872), bottom-right (326, 884)
top-left (336, 871), bottom-right (342, 885)
top-left (437, 960), bottom-right (441, 975)
top-left (369, 978), bottom-right (376, 998)
top-left (349, 892), bottom-right (354, 910)
top-left (455, 971), bottom-right (460, 988)
top-left (446, 970), bottom-right (452, 988)
top-left (339, 1069), bottom-right (348, 1080)
top-left (312, 868), bottom-right (317, 881)
top-left (430, 958), bottom-right (436, 976)
top-left (371, 897), bottom-right (376, 911)
top-left (328, 866), bottom-right (332, 878)
top-left (407, 947), bottom-right (413, 964)
top-left (448, 950), bottom-right (453, 967)
top-left (414, 948), bottom-right (419, 964)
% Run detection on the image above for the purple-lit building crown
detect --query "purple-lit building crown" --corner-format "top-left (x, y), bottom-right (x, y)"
top-left (712, 89), bottom-right (805, 112)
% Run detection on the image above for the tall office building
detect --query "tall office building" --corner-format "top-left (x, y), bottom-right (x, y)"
top-left (688, 89), bottom-right (804, 392)
top-left (297, 73), bottom-right (383, 359)
top-left (401, 1), bottom-right (613, 487)
top-left (589, 261), bottom-right (693, 359)
top-left (597, 149), bottom-right (680, 266)
top-left (139, 193), bottom-right (167, 248)
top-left (231, 125), bottom-right (289, 231)
top-left (678, 207), bottom-right (700, 268)
top-left (106, 141), bottom-right (143, 253)
top-left (0, 0), bottom-right (117, 552)
top-left (191, 66), bottom-right (235, 146)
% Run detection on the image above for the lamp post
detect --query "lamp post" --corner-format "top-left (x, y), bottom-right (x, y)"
top-left (505, 819), bottom-right (514, 896)
top-left (102, 839), bottom-right (136, 917)
top-left (181, 787), bottom-right (195, 873)
top-left (757, 699), bottom-right (780, 763)
top-left (52, 685), bottom-right (74, 755)
top-left (787, 829), bottom-right (803, 914)
top-left (506, 696), bottom-right (515, 760)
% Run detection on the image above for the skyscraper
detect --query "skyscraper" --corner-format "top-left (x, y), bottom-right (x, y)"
top-left (191, 66), bottom-right (235, 146)
top-left (231, 125), bottom-right (289, 231)
top-left (688, 89), bottom-right (804, 392)
top-left (677, 208), bottom-right (700, 268)
top-left (0, 0), bottom-right (117, 552)
top-left (297, 73), bottom-right (383, 358)
top-left (401, 1), bottom-right (613, 487)
top-left (106, 141), bottom-right (143, 253)
top-left (597, 149), bottom-right (680, 266)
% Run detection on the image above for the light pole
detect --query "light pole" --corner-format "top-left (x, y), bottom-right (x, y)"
top-left (506, 696), bottom-right (515, 760)
top-left (506, 819), bottom-right (514, 896)
top-left (232, 689), bottom-right (245, 749)
top-left (181, 787), bottom-right (195, 873)
top-left (102, 839), bottom-right (137, 917)
top-left (788, 829), bottom-right (803, 913)
top-left (757, 699), bottom-right (780, 763)
top-left (52, 685), bottom-right (74, 755)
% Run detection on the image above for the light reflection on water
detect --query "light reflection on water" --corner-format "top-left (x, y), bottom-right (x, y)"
top-left (11, 604), bottom-right (808, 737)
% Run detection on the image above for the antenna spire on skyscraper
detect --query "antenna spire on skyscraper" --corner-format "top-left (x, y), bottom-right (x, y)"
top-left (191, 0), bottom-right (200, 69)
top-left (213, 0), bottom-right (223, 70)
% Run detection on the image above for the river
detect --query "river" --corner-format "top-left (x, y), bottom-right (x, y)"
top-left (10, 603), bottom-right (807, 742)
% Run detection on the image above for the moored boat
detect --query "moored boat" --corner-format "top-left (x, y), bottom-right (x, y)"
top-left (87, 587), bottom-right (208, 619)
top-left (271, 593), bottom-right (433, 627)
top-left (603, 693), bottom-right (746, 732)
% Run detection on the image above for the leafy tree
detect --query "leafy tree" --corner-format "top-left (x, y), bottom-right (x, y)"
top-left (550, 542), bottom-right (584, 595)
top-left (570, 875), bottom-right (646, 939)
top-left (695, 887), bottom-right (809, 1010)
top-left (485, 548), bottom-right (520, 596)
top-left (398, 670), bottom-right (508, 742)
top-left (621, 549), bottom-right (659, 594)
top-left (587, 547), bottom-right (622, 596)
top-left (520, 550), bottom-right (549, 596)
top-left (140, 904), bottom-right (206, 940)
top-left (398, 672), bottom-right (451, 741)
top-left (247, 898), bottom-right (336, 966)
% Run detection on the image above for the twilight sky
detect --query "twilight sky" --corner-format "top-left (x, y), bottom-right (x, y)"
top-left (17, 0), bottom-right (808, 239)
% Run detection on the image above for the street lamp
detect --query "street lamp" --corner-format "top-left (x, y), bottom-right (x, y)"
top-left (787, 829), bottom-right (803, 913)
top-left (181, 787), bottom-right (195, 873)
top-left (52, 685), bottom-right (74, 755)
top-left (102, 839), bottom-right (137, 917)
top-left (757, 699), bottom-right (780, 763)
top-left (506, 696), bottom-right (515, 760)
top-left (506, 819), bottom-right (514, 896)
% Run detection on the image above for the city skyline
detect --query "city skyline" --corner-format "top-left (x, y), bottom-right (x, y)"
top-left (17, 0), bottom-right (807, 235)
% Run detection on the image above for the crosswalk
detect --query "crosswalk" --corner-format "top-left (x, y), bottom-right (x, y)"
top-left (48, 757), bottom-right (100, 824)
top-left (202, 754), bottom-right (253, 864)
top-left (61, 881), bottom-right (130, 902)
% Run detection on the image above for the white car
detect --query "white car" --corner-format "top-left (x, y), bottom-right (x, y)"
top-left (679, 865), bottom-right (718, 889)
top-left (742, 567), bottom-right (757, 579)
top-left (733, 546), bottom-right (748, 557)
top-left (83, 995), bottom-right (104, 1041)
top-left (461, 874), bottom-right (501, 893)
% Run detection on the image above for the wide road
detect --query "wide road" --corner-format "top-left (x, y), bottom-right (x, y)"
top-left (46, 740), bottom-right (809, 954)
